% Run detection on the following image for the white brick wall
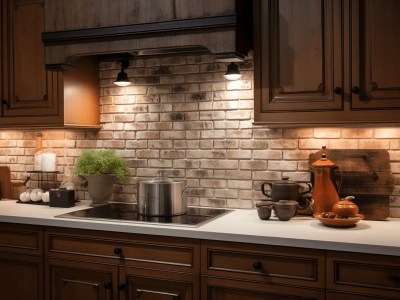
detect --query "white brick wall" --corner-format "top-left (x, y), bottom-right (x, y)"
top-left (1, 54), bottom-right (400, 216)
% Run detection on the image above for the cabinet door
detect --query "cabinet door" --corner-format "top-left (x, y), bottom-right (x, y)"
top-left (2, 0), bottom-right (60, 118)
top-left (351, 0), bottom-right (400, 109)
top-left (46, 258), bottom-right (116, 300)
top-left (0, 252), bottom-right (43, 300)
top-left (202, 277), bottom-right (325, 300)
top-left (121, 267), bottom-right (199, 300)
top-left (255, 0), bottom-right (343, 116)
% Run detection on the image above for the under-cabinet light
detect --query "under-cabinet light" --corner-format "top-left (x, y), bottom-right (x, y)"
top-left (224, 62), bottom-right (242, 80)
top-left (114, 59), bottom-right (131, 87)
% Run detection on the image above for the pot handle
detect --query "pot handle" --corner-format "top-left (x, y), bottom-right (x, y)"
top-left (299, 183), bottom-right (312, 196)
top-left (261, 182), bottom-right (272, 198)
top-left (298, 198), bottom-right (313, 211)
top-left (332, 166), bottom-right (343, 193)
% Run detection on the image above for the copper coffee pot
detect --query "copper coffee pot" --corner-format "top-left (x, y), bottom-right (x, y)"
top-left (311, 154), bottom-right (342, 216)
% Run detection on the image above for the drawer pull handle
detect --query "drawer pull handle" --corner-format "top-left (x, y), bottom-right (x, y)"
top-left (137, 288), bottom-right (180, 299)
top-left (114, 247), bottom-right (122, 255)
top-left (62, 279), bottom-right (99, 290)
top-left (253, 261), bottom-right (263, 270)
top-left (118, 283), bottom-right (126, 291)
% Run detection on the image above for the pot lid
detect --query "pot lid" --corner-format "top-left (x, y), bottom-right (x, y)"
top-left (272, 176), bottom-right (298, 185)
top-left (311, 153), bottom-right (336, 168)
top-left (151, 176), bottom-right (173, 183)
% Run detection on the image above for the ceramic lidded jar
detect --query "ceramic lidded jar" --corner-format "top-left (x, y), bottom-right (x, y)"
top-left (332, 196), bottom-right (359, 217)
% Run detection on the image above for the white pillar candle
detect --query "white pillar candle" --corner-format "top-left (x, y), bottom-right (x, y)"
top-left (41, 153), bottom-right (57, 172)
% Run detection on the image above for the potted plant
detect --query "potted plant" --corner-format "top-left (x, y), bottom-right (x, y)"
top-left (75, 149), bottom-right (130, 205)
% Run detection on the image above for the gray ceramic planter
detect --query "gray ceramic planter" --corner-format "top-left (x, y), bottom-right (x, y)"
top-left (85, 174), bottom-right (116, 206)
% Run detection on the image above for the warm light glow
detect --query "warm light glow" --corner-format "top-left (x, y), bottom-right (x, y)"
top-left (113, 81), bottom-right (131, 87)
top-left (224, 73), bottom-right (242, 81)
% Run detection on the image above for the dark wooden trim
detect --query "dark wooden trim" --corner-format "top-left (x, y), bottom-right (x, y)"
top-left (42, 15), bottom-right (237, 44)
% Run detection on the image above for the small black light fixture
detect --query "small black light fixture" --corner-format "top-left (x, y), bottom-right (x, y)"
top-left (114, 59), bottom-right (131, 86)
top-left (224, 62), bottom-right (242, 80)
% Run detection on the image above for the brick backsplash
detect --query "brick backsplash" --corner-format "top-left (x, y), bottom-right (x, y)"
top-left (1, 54), bottom-right (400, 217)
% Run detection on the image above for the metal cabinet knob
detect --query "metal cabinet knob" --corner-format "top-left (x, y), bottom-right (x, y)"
top-left (104, 282), bottom-right (112, 289)
top-left (253, 261), bottom-right (263, 270)
top-left (352, 86), bottom-right (360, 93)
top-left (114, 247), bottom-right (122, 255)
top-left (333, 87), bottom-right (342, 94)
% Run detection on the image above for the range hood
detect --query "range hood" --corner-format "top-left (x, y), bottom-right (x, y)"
top-left (42, 0), bottom-right (252, 69)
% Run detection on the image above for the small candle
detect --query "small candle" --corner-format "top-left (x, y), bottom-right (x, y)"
top-left (41, 153), bottom-right (56, 172)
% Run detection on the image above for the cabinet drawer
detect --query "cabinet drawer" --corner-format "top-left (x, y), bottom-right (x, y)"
top-left (202, 240), bottom-right (325, 288)
top-left (327, 251), bottom-right (400, 299)
top-left (327, 291), bottom-right (394, 300)
top-left (0, 222), bottom-right (43, 255)
top-left (45, 227), bottom-right (200, 273)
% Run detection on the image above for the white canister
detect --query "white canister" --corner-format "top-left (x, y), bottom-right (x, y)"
top-left (41, 153), bottom-right (57, 172)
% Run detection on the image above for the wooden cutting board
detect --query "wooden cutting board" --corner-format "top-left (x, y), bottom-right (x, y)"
top-left (0, 166), bottom-right (12, 199)
top-left (309, 149), bottom-right (394, 220)
top-left (0, 166), bottom-right (27, 200)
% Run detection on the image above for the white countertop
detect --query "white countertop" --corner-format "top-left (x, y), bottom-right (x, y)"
top-left (0, 199), bottom-right (399, 256)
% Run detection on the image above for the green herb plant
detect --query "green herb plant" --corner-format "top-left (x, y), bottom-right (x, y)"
top-left (75, 149), bottom-right (130, 183)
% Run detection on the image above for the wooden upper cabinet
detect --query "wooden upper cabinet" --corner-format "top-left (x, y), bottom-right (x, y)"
top-left (44, 0), bottom-right (237, 32)
top-left (0, 0), bottom-right (100, 129)
top-left (257, 0), bottom-right (342, 112)
top-left (351, 0), bottom-right (400, 109)
top-left (254, 0), bottom-right (400, 126)
top-left (2, 0), bottom-right (60, 118)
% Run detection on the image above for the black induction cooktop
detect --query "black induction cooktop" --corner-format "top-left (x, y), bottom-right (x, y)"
top-left (56, 202), bottom-right (232, 227)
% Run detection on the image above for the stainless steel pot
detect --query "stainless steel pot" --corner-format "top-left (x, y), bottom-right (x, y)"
top-left (138, 177), bottom-right (188, 216)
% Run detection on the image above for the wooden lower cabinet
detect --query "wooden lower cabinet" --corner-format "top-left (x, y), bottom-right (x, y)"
top-left (122, 267), bottom-right (199, 300)
top-left (3, 223), bottom-right (400, 300)
top-left (326, 291), bottom-right (395, 300)
top-left (201, 240), bottom-right (325, 300)
top-left (202, 276), bottom-right (325, 300)
top-left (327, 251), bottom-right (400, 300)
top-left (46, 258), bottom-right (116, 300)
top-left (44, 227), bottom-right (200, 300)
top-left (0, 222), bottom-right (44, 300)
top-left (46, 258), bottom-right (199, 300)
top-left (0, 252), bottom-right (44, 300)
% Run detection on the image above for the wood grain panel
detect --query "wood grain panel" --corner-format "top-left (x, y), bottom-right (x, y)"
top-left (327, 251), bottom-right (400, 299)
top-left (201, 276), bottom-right (325, 300)
top-left (352, 0), bottom-right (400, 109)
top-left (45, 227), bottom-right (200, 273)
top-left (44, 0), bottom-right (236, 31)
top-left (0, 222), bottom-right (43, 255)
top-left (202, 240), bottom-right (325, 289)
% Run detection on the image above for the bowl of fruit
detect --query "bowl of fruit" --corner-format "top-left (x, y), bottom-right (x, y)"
top-left (315, 196), bottom-right (364, 228)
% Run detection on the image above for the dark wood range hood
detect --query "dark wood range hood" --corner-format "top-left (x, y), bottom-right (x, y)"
top-left (42, 0), bottom-right (252, 69)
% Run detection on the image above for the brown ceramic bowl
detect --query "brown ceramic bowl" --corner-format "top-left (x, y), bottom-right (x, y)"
top-left (256, 201), bottom-right (273, 220)
top-left (272, 200), bottom-right (298, 221)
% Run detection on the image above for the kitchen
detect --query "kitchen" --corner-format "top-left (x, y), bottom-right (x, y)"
top-left (0, 0), bottom-right (400, 299)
